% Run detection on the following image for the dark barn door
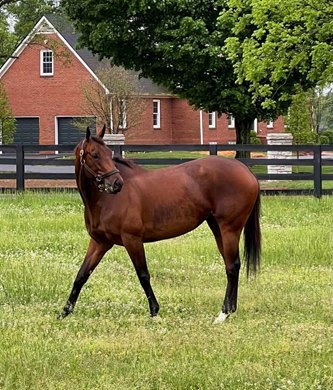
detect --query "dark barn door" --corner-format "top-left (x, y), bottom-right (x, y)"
top-left (58, 117), bottom-right (96, 145)
top-left (14, 118), bottom-right (39, 145)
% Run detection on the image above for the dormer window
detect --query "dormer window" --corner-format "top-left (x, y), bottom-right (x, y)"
top-left (40, 50), bottom-right (53, 76)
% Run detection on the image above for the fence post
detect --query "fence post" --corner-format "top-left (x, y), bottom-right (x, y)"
top-left (16, 144), bottom-right (25, 191)
top-left (103, 133), bottom-right (125, 157)
top-left (209, 142), bottom-right (218, 156)
top-left (313, 145), bottom-right (322, 198)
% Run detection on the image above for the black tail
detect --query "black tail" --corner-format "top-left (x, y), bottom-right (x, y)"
top-left (244, 192), bottom-right (261, 277)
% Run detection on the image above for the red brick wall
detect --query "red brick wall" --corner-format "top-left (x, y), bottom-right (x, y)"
top-left (2, 34), bottom-right (92, 144)
top-left (122, 98), bottom-right (286, 145)
top-left (125, 97), bottom-right (174, 144)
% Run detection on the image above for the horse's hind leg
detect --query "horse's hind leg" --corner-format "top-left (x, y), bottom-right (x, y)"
top-left (58, 238), bottom-right (111, 319)
top-left (122, 235), bottom-right (159, 317)
top-left (207, 216), bottom-right (241, 323)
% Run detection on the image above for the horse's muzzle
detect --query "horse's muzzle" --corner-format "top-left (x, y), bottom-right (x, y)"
top-left (99, 177), bottom-right (123, 194)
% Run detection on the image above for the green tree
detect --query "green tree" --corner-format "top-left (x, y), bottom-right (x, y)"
top-left (0, 12), bottom-right (16, 66)
top-left (0, 0), bottom-right (18, 8)
top-left (225, 0), bottom-right (333, 111)
top-left (0, 80), bottom-right (15, 143)
top-left (62, 0), bottom-right (289, 152)
top-left (285, 91), bottom-right (315, 144)
top-left (6, 0), bottom-right (59, 40)
top-left (315, 87), bottom-right (333, 132)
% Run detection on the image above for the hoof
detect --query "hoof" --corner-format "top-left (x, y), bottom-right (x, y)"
top-left (213, 311), bottom-right (230, 324)
top-left (150, 310), bottom-right (159, 318)
top-left (57, 303), bottom-right (74, 320)
top-left (57, 310), bottom-right (70, 320)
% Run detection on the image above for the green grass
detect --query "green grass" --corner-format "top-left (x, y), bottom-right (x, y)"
top-left (0, 193), bottom-right (332, 389)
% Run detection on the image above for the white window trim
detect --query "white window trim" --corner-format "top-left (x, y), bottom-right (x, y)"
top-left (267, 120), bottom-right (274, 128)
top-left (253, 118), bottom-right (258, 133)
top-left (208, 112), bottom-right (216, 128)
top-left (40, 49), bottom-right (54, 76)
top-left (227, 115), bottom-right (235, 128)
top-left (153, 99), bottom-right (161, 128)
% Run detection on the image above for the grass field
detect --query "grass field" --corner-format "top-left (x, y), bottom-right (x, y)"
top-left (0, 192), bottom-right (332, 389)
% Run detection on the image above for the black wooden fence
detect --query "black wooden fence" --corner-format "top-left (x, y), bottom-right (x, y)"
top-left (0, 143), bottom-right (332, 197)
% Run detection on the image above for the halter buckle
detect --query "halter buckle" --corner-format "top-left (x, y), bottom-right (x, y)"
top-left (80, 149), bottom-right (84, 165)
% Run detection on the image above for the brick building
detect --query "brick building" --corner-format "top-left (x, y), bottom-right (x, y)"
top-left (0, 15), bottom-right (284, 146)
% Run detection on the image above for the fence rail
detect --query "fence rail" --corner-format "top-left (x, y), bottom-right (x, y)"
top-left (0, 143), bottom-right (332, 197)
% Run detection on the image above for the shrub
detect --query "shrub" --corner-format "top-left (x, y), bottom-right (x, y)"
top-left (250, 130), bottom-right (261, 144)
top-left (293, 131), bottom-right (316, 144)
top-left (319, 130), bottom-right (333, 144)
top-left (318, 135), bottom-right (330, 145)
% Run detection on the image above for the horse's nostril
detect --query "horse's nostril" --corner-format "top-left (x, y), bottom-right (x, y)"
top-left (113, 178), bottom-right (123, 192)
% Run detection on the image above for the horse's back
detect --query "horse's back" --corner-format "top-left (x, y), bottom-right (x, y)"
top-left (182, 156), bottom-right (259, 196)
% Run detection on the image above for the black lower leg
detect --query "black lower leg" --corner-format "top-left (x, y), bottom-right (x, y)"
top-left (138, 271), bottom-right (159, 316)
top-left (58, 275), bottom-right (87, 319)
top-left (222, 259), bottom-right (240, 314)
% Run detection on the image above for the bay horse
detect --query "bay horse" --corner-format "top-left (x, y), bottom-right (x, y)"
top-left (59, 127), bottom-right (261, 323)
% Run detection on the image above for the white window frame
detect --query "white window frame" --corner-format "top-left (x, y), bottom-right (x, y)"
top-left (252, 118), bottom-right (258, 133)
top-left (208, 112), bottom-right (216, 128)
top-left (153, 99), bottom-right (160, 129)
top-left (227, 115), bottom-right (235, 128)
top-left (267, 120), bottom-right (274, 128)
top-left (40, 50), bottom-right (54, 76)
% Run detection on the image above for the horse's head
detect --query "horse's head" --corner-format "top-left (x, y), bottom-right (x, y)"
top-left (75, 126), bottom-right (124, 194)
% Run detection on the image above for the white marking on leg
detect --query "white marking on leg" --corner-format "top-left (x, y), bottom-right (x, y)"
top-left (213, 311), bottom-right (230, 324)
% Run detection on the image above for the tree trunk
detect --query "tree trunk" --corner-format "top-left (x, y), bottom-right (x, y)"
top-left (235, 117), bottom-right (254, 158)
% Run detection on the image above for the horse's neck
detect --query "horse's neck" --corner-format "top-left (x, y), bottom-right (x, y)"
top-left (76, 169), bottom-right (99, 213)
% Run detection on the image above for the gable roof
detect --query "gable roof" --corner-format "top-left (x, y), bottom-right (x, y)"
top-left (0, 14), bottom-right (172, 97)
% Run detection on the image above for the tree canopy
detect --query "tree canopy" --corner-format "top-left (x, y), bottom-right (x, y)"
top-left (224, 0), bottom-right (333, 110)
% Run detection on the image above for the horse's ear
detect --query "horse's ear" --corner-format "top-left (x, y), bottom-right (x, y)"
top-left (98, 125), bottom-right (106, 139)
top-left (86, 126), bottom-right (91, 141)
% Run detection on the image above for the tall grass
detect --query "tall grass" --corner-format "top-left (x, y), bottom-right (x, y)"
top-left (0, 192), bottom-right (332, 389)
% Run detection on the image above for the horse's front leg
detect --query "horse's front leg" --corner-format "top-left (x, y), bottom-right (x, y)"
top-left (122, 235), bottom-right (159, 317)
top-left (58, 239), bottom-right (112, 319)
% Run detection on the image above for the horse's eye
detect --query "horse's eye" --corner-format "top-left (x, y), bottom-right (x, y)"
top-left (91, 152), bottom-right (99, 159)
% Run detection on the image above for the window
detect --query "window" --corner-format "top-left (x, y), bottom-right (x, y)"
top-left (153, 99), bottom-right (160, 128)
top-left (40, 50), bottom-right (53, 76)
top-left (267, 120), bottom-right (274, 128)
top-left (227, 115), bottom-right (235, 128)
top-left (208, 112), bottom-right (216, 128)
top-left (250, 119), bottom-right (258, 133)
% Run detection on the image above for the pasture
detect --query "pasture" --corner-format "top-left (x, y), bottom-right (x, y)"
top-left (0, 192), bottom-right (332, 389)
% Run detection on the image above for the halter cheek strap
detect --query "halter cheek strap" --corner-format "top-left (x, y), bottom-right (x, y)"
top-left (79, 142), bottom-right (120, 184)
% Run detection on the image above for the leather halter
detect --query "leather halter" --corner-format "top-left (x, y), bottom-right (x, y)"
top-left (79, 140), bottom-right (120, 185)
